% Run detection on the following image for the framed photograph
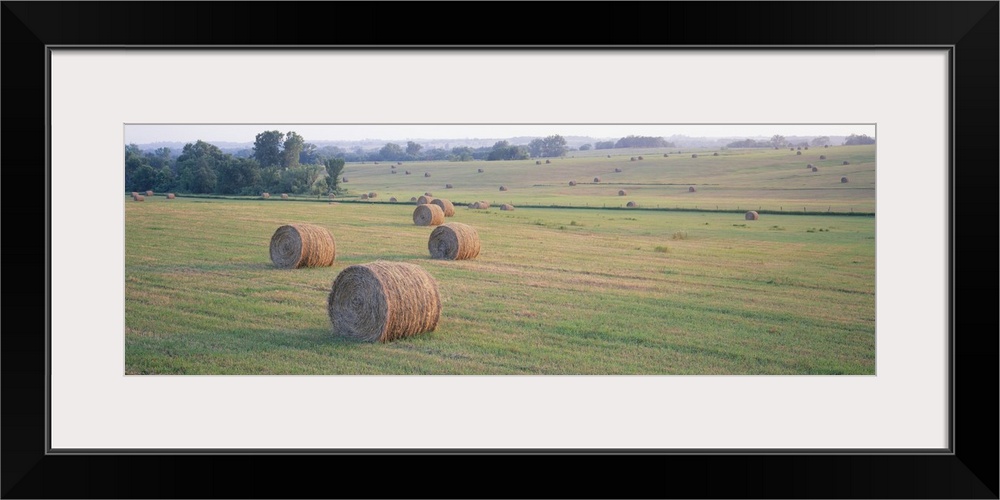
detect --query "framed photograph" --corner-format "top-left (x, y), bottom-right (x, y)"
top-left (4, 2), bottom-right (995, 498)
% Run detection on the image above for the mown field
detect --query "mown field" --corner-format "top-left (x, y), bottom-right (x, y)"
top-left (126, 147), bottom-right (876, 374)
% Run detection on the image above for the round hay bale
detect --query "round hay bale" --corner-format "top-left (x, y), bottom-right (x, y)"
top-left (615, 168), bottom-right (622, 172)
top-left (812, 167), bottom-right (819, 172)
top-left (607, 154), bottom-right (611, 158)
top-left (397, 161), bottom-right (403, 165)
top-left (405, 170), bottom-right (411, 175)
top-left (342, 177), bottom-right (348, 182)
top-left (368, 192), bottom-right (378, 199)
top-left (819, 155), bottom-right (827, 160)
top-left (790, 148), bottom-right (795, 151)
top-left (327, 261), bottom-right (441, 343)
top-left (262, 192), bottom-right (270, 199)
top-left (713, 152), bottom-right (719, 156)
top-left (468, 202), bottom-right (480, 209)
top-left (545, 159), bottom-right (551, 164)
top-left (774, 147), bottom-right (779, 150)
top-left (166, 193), bottom-right (176, 199)
top-left (413, 204), bottom-right (445, 226)
top-left (269, 223), bottom-right (336, 269)
top-left (796, 151), bottom-right (802, 155)
top-left (500, 203), bottom-right (514, 211)
top-left (424, 172), bottom-right (431, 178)
top-left (569, 180), bottom-right (577, 186)
top-left (842, 160), bottom-right (850, 165)
top-left (132, 194), bottom-right (145, 202)
top-left (824, 145), bottom-right (829, 148)
top-left (390, 170), bottom-right (397, 174)
top-left (663, 153), bottom-right (669, 157)
top-left (630, 157), bottom-right (636, 161)
top-left (281, 193), bottom-right (289, 199)
top-left (691, 154), bottom-right (698, 158)
top-left (536, 160), bottom-right (542, 165)
top-left (145, 190), bottom-right (154, 196)
top-left (797, 147), bottom-right (801, 150)
top-left (807, 164), bottom-right (814, 169)
top-left (479, 201), bottom-right (491, 209)
top-left (417, 195), bottom-right (435, 205)
top-left (626, 201), bottom-right (637, 207)
top-left (374, 161), bottom-right (379, 164)
top-left (805, 146), bottom-right (809, 150)
top-left (477, 168), bottom-right (484, 173)
top-left (499, 185), bottom-right (508, 191)
top-left (131, 192), bottom-right (139, 197)
top-left (428, 222), bottom-right (481, 260)
top-left (593, 177), bottom-right (601, 183)
top-left (688, 186), bottom-right (696, 192)
top-left (638, 156), bottom-right (644, 160)
top-left (745, 211), bottom-right (759, 220)
top-left (618, 189), bottom-right (628, 196)
top-left (430, 198), bottom-right (456, 217)
top-left (424, 192), bottom-right (434, 197)
top-left (841, 177), bottom-right (849, 183)
top-left (446, 184), bottom-right (454, 189)
top-left (360, 193), bottom-right (369, 200)
top-left (390, 197), bottom-right (398, 202)
top-left (410, 197), bottom-right (417, 202)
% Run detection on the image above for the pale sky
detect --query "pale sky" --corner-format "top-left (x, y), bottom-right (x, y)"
top-left (125, 124), bottom-right (875, 145)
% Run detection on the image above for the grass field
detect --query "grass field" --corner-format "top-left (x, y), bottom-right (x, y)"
top-left (126, 145), bottom-right (876, 375)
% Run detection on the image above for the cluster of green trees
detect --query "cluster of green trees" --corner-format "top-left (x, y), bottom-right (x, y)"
top-left (843, 134), bottom-right (875, 145)
top-left (726, 138), bottom-right (772, 148)
top-left (614, 135), bottom-right (675, 148)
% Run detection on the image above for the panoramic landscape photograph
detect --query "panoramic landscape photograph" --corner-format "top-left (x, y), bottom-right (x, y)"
top-left (124, 124), bottom-right (876, 375)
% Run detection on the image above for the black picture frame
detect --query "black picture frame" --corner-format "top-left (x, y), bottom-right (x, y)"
top-left (3, 2), bottom-right (996, 498)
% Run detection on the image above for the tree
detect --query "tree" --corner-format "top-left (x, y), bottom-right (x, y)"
top-left (594, 141), bottom-right (616, 150)
top-left (770, 134), bottom-right (787, 148)
top-left (487, 140), bottom-right (530, 161)
top-left (406, 141), bottom-right (423, 156)
top-left (176, 140), bottom-right (226, 193)
top-left (810, 136), bottom-right (831, 147)
top-left (527, 138), bottom-right (545, 157)
top-left (253, 130), bottom-right (284, 168)
top-left (579, 143), bottom-right (592, 151)
top-left (216, 157), bottom-right (262, 195)
top-left (448, 146), bottom-right (475, 161)
top-left (379, 143), bottom-right (405, 161)
top-left (324, 158), bottom-right (345, 193)
top-left (299, 143), bottom-right (319, 165)
top-left (614, 135), bottom-right (673, 148)
top-left (843, 134), bottom-right (875, 145)
top-left (282, 131), bottom-right (304, 169)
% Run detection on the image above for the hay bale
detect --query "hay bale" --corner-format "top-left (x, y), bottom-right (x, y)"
top-left (618, 189), bottom-right (628, 196)
top-left (713, 152), bottom-right (719, 156)
top-left (390, 170), bottom-right (397, 174)
top-left (132, 194), bottom-right (145, 202)
top-left (479, 201), bottom-right (491, 209)
top-left (417, 195), bottom-right (435, 205)
top-left (545, 159), bottom-right (551, 164)
top-left (797, 147), bottom-right (801, 150)
top-left (807, 164), bottom-right (814, 169)
top-left (607, 154), bottom-right (611, 158)
top-left (424, 192), bottom-right (434, 197)
top-left (638, 156), bottom-right (644, 160)
top-left (614, 168), bottom-right (622, 172)
top-left (591, 177), bottom-right (600, 183)
top-left (824, 145), bottom-right (829, 148)
top-left (841, 177), bottom-right (849, 183)
top-left (569, 180), bottom-right (577, 186)
top-left (691, 154), bottom-right (698, 158)
top-left (428, 222), bottom-right (480, 260)
top-left (499, 185), bottom-right (508, 191)
top-left (390, 197), bottom-right (398, 202)
top-left (790, 148), bottom-right (795, 151)
top-left (405, 171), bottom-right (411, 175)
top-left (467, 200), bottom-right (491, 210)
top-left (166, 193), bottom-right (176, 199)
top-left (410, 197), bottom-right (417, 202)
top-left (663, 154), bottom-right (668, 157)
top-left (745, 211), bottom-right (759, 220)
top-left (269, 223), bottom-right (336, 269)
top-left (145, 190), bottom-right (154, 196)
top-left (424, 172), bottom-right (431, 177)
top-left (500, 203), bottom-right (514, 211)
top-left (327, 261), bottom-right (441, 343)
top-left (812, 167), bottom-right (819, 172)
top-left (477, 168), bottom-right (484, 173)
top-left (446, 184), bottom-right (454, 189)
top-left (688, 186), bottom-right (696, 192)
top-left (360, 193), bottom-right (369, 200)
top-left (430, 198), bottom-right (456, 217)
top-left (342, 177), bottom-right (348, 182)
top-left (630, 157), bottom-right (636, 161)
top-left (626, 201), bottom-right (637, 207)
top-left (281, 193), bottom-right (289, 199)
top-left (131, 192), bottom-right (139, 197)
top-left (536, 160), bottom-right (542, 165)
top-left (413, 204), bottom-right (445, 226)
top-left (368, 192), bottom-right (378, 198)
top-left (819, 155), bottom-right (827, 160)
top-left (796, 151), bottom-right (802, 155)
top-left (262, 192), bottom-right (270, 199)
top-left (397, 161), bottom-right (403, 165)
top-left (774, 147), bottom-right (779, 150)
top-left (805, 146), bottom-right (809, 150)
top-left (842, 160), bottom-right (850, 165)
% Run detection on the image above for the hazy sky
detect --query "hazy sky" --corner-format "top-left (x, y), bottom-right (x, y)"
top-left (125, 124), bottom-right (876, 145)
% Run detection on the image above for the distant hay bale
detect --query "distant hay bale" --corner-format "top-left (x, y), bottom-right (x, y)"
top-left (790, 148), bottom-right (795, 151)
top-left (410, 197), bottom-right (417, 202)
top-left (428, 222), bottom-right (480, 260)
top-left (430, 198), bottom-right (456, 217)
top-left (536, 160), bottom-right (542, 165)
top-left (607, 154), bottom-right (611, 158)
top-left (545, 159), bottom-right (551, 164)
top-left (593, 177), bottom-right (601, 183)
top-left (413, 204), bottom-right (445, 226)
top-left (417, 195), bottom-right (435, 205)
top-left (479, 201), bottom-right (491, 209)
top-left (499, 185), bottom-right (508, 191)
top-left (796, 151), bottom-right (802, 155)
top-left (469, 201), bottom-right (490, 209)
top-left (626, 201), bottom-right (637, 207)
top-left (269, 223), bottom-right (336, 269)
top-left (569, 180), bottom-right (577, 186)
top-left (824, 145), bottom-right (829, 148)
top-left (424, 172), bottom-right (432, 178)
top-left (774, 147), bottom-right (779, 150)
top-left (638, 156), bottom-right (644, 160)
top-left (405, 171), bottom-right (411, 175)
top-left (146, 190), bottom-right (154, 196)
top-left (281, 193), bottom-right (289, 199)
top-left (342, 177), bottom-right (348, 182)
top-left (360, 193), bottom-right (369, 200)
top-left (688, 186), bottom-right (696, 192)
top-left (446, 184), bottom-right (454, 189)
top-left (807, 164), bottom-right (814, 169)
top-left (841, 177), bottom-right (849, 183)
top-left (745, 211), bottom-right (759, 220)
top-left (618, 189), bottom-right (628, 196)
top-left (663, 153), bottom-right (668, 157)
top-left (424, 192), bottom-right (433, 197)
top-left (819, 155), bottom-right (827, 160)
top-left (804, 146), bottom-right (809, 150)
top-left (390, 197), bottom-right (398, 202)
top-left (812, 167), bottom-right (819, 172)
top-left (391, 170), bottom-right (397, 174)
top-left (842, 160), bottom-right (850, 165)
top-left (797, 147), bottom-right (801, 150)
top-left (327, 261), bottom-right (441, 343)
top-left (500, 203), bottom-right (514, 211)
top-left (262, 192), bottom-right (270, 199)
top-left (713, 152), bottom-right (719, 156)
top-left (397, 161), bottom-right (402, 165)
top-left (368, 192), bottom-right (378, 198)
top-left (132, 194), bottom-right (145, 202)
top-left (166, 193), bottom-right (176, 199)
top-left (691, 154), bottom-right (698, 158)
top-left (477, 168), bottom-right (484, 173)
top-left (131, 192), bottom-right (139, 197)
top-left (615, 168), bottom-right (622, 172)
top-left (630, 157), bottom-right (636, 161)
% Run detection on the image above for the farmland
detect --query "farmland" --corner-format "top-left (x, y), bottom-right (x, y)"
top-left (125, 145), bottom-right (875, 375)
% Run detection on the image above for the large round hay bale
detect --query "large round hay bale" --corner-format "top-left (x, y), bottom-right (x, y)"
top-left (417, 195), bottom-right (435, 205)
top-left (842, 160), bottom-right (850, 165)
top-left (166, 193), bottom-right (176, 199)
top-left (745, 211), bottom-right (759, 220)
top-left (413, 204), bottom-right (445, 226)
top-left (797, 147), bottom-right (801, 150)
top-left (269, 223), bottom-right (336, 269)
top-left (796, 151), bottom-right (802, 155)
top-left (688, 186), bottom-right (696, 192)
top-left (593, 177), bottom-right (601, 183)
top-left (841, 177), bottom-right (849, 183)
top-left (446, 184), bottom-right (453, 189)
top-left (618, 189), bottom-right (628, 196)
top-left (804, 146), bottom-right (809, 150)
top-left (390, 197), bottom-right (398, 202)
top-left (691, 154), bottom-right (698, 158)
top-left (626, 201), bottom-right (637, 207)
top-left (615, 168), bottom-right (622, 172)
top-left (607, 154), bottom-right (611, 158)
top-left (132, 194), bottom-right (145, 202)
top-left (819, 155), bottom-right (827, 160)
top-left (327, 261), bottom-right (441, 343)
top-left (477, 168), bottom-right (484, 173)
top-left (281, 193), bottom-right (289, 199)
top-left (430, 198), bottom-right (456, 217)
top-left (145, 190), bottom-right (154, 196)
top-left (536, 160), bottom-right (542, 165)
top-left (812, 167), bottom-right (819, 172)
top-left (499, 185), bottom-right (508, 191)
top-left (500, 203), bottom-right (514, 211)
top-left (428, 222), bottom-right (480, 260)
top-left (262, 192), bottom-right (270, 199)
top-left (424, 172), bottom-right (431, 177)
top-left (569, 180), bottom-right (577, 186)
top-left (368, 192), bottom-right (378, 198)
top-left (790, 148), bottom-right (795, 151)
top-left (360, 193), bottom-right (369, 200)
top-left (391, 169), bottom-right (397, 174)
top-left (479, 200), bottom-right (491, 209)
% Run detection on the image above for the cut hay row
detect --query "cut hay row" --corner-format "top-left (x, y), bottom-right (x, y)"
top-left (430, 198), bottom-right (456, 217)
top-left (428, 222), bottom-right (480, 260)
top-left (327, 261), bottom-right (441, 343)
top-left (269, 223), bottom-right (336, 269)
top-left (413, 203), bottom-right (445, 226)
